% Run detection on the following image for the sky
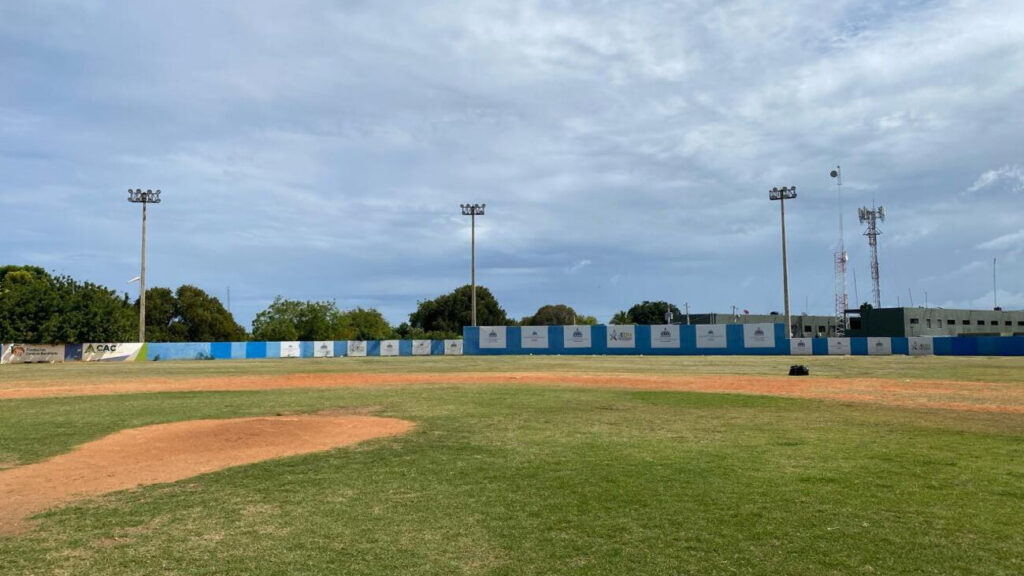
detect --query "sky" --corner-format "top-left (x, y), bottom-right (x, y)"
top-left (2, 0), bottom-right (1022, 329)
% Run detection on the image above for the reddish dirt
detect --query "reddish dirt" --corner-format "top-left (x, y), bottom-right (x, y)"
top-left (0, 415), bottom-right (413, 534)
top-left (1, 371), bottom-right (1023, 413)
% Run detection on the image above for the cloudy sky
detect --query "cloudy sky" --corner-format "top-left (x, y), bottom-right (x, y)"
top-left (2, 0), bottom-right (1022, 328)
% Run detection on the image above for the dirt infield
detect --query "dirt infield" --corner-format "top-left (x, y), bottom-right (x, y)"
top-left (0, 415), bottom-right (414, 534)
top-left (1, 371), bottom-right (1023, 413)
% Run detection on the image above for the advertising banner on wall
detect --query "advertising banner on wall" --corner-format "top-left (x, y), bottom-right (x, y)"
top-left (696, 325), bottom-right (727, 349)
top-left (908, 336), bottom-right (934, 356)
top-left (650, 325), bottom-right (680, 348)
top-left (790, 338), bottom-right (813, 355)
top-left (607, 325), bottom-right (636, 348)
top-left (380, 340), bottom-right (400, 356)
top-left (867, 337), bottom-right (892, 356)
top-left (82, 343), bottom-right (144, 362)
top-left (313, 341), bottom-right (334, 358)
top-left (347, 341), bottom-right (367, 357)
top-left (743, 324), bottom-right (776, 349)
top-left (1, 344), bottom-right (65, 364)
top-left (827, 338), bottom-right (851, 355)
top-left (412, 340), bottom-right (432, 355)
top-left (564, 325), bottom-right (592, 348)
top-left (444, 340), bottom-right (463, 355)
top-left (479, 327), bottom-right (507, 349)
top-left (280, 341), bottom-right (301, 358)
top-left (521, 327), bottom-right (549, 349)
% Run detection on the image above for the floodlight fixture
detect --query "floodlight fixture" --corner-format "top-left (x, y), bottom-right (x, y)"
top-left (127, 188), bottom-right (162, 343)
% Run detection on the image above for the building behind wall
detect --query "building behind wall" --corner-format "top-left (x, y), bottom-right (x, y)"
top-left (846, 307), bottom-right (1024, 337)
top-left (681, 313), bottom-right (839, 338)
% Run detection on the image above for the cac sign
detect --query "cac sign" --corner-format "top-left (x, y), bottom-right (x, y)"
top-left (82, 343), bottom-right (145, 362)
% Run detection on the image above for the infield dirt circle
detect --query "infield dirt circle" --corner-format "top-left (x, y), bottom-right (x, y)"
top-left (0, 415), bottom-right (414, 534)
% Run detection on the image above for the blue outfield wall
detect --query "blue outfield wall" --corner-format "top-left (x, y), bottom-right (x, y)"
top-left (464, 325), bottom-right (1024, 357)
top-left (465, 324), bottom-right (790, 356)
top-left (121, 330), bottom-right (1024, 361)
top-left (5, 333), bottom-right (1024, 363)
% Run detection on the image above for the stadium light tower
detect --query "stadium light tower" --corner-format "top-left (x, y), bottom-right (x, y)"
top-left (128, 189), bottom-right (161, 343)
top-left (769, 186), bottom-right (797, 338)
top-left (460, 203), bottom-right (486, 327)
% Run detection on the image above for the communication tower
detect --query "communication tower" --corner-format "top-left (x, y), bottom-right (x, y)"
top-left (830, 167), bottom-right (849, 335)
top-left (858, 204), bottom-right (886, 308)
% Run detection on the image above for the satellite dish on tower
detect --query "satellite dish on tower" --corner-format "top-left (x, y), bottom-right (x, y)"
top-left (830, 170), bottom-right (839, 178)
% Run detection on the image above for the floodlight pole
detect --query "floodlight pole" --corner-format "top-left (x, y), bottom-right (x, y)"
top-left (769, 186), bottom-right (797, 338)
top-left (128, 189), bottom-right (162, 343)
top-left (461, 203), bottom-right (485, 326)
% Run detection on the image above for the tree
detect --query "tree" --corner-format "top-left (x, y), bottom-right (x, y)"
top-left (521, 304), bottom-right (597, 326)
top-left (141, 285), bottom-right (246, 342)
top-left (614, 301), bottom-right (683, 324)
top-left (0, 265), bottom-right (135, 343)
top-left (173, 285), bottom-right (247, 342)
top-left (334, 308), bottom-right (394, 340)
top-left (251, 297), bottom-right (395, 341)
top-left (408, 285), bottom-right (509, 338)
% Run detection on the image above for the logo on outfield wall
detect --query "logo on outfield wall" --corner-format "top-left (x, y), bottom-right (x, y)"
top-left (796, 340), bottom-right (807, 348)
top-left (85, 344), bottom-right (120, 354)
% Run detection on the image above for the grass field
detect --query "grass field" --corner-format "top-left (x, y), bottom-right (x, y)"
top-left (1, 356), bottom-right (1023, 575)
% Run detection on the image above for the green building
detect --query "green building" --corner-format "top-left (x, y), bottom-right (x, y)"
top-left (846, 307), bottom-right (1024, 337)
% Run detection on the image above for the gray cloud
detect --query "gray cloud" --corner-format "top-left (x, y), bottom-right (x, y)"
top-left (2, 0), bottom-right (1023, 328)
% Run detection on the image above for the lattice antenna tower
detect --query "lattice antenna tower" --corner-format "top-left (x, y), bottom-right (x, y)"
top-left (858, 203), bottom-right (886, 309)
top-left (830, 166), bottom-right (849, 335)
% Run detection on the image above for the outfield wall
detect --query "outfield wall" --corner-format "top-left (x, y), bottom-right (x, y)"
top-left (462, 325), bottom-right (1024, 357)
top-left (3, 326), bottom-right (1023, 363)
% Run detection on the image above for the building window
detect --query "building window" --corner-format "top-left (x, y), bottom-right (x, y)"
top-left (963, 320), bottom-right (970, 325)
top-left (1006, 321), bottom-right (1013, 326)
top-left (804, 325), bottom-right (812, 332)
top-left (991, 320), bottom-right (998, 326)
top-left (910, 318), bottom-right (920, 324)
top-left (926, 319), bottom-right (932, 328)
top-left (977, 320), bottom-right (985, 325)
top-left (1018, 321), bottom-right (1024, 326)
top-left (947, 319), bottom-right (955, 325)
top-left (817, 326), bottom-right (825, 333)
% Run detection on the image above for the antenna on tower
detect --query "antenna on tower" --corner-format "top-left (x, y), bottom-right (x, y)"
top-left (859, 203), bottom-right (886, 308)
top-left (831, 166), bottom-right (849, 334)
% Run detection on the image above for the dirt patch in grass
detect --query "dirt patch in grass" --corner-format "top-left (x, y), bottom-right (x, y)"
top-left (0, 415), bottom-right (413, 534)
top-left (1, 371), bottom-right (1022, 414)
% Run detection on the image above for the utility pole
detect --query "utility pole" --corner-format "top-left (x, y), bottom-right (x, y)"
top-left (830, 166), bottom-right (849, 335)
top-left (769, 186), bottom-right (797, 338)
top-left (460, 203), bottom-right (485, 326)
top-left (127, 189), bottom-right (161, 343)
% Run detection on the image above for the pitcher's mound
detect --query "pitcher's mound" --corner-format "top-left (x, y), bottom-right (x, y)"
top-left (0, 414), bottom-right (414, 534)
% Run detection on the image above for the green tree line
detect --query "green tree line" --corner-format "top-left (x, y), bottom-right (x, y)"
top-left (1, 265), bottom-right (683, 344)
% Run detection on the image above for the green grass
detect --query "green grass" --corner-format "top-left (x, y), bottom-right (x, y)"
top-left (2, 354), bottom-right (1024, 384)
top-left (1, 359), bottom-right (1023, 575)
